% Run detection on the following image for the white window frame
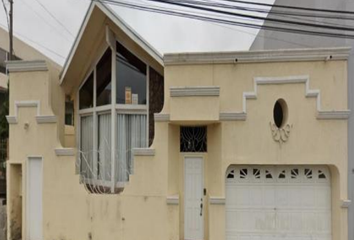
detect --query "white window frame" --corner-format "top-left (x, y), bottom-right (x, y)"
top-left (77, 40), bottom-right (150, 193)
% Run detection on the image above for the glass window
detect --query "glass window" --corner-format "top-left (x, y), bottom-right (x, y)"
top-left (96, 49), bottom-right (112, 106)
top-left (65, 101), bottom-right (74, 125)
top-left (116, 42), bottom-right (147, 105)
top-left (80, 115), bottom-right (94, 179)
top-left (79, 73), bottom-right (94, 109)
top-left (78, 44), bottom-right (151, 194)
top-left (116, 114), bottom-right (147, 182)
top-left (98, 113), bottom-right (112, 181)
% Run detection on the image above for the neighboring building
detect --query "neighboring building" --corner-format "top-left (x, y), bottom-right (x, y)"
top-left (0, 26), bottom-right (62, 90)
top-left (5, 2), bottom-right (351, 240)
top-left (251, 1), bottom-right (354, 240)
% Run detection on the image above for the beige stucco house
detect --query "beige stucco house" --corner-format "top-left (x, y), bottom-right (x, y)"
top-left (5, 2), bottom-right (352, 240)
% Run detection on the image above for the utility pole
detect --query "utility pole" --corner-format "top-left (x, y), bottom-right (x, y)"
top-left (9, 0), bottom-right (13, 61)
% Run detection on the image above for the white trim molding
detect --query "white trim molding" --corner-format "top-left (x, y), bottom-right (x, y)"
top-left (209, 196), bottom-right (225, 205)
top-left (6, 116), bottom-right (17, 124)
top-left (6, 100), bottom-right (59, 124)
top-left (164, 47), bottom-right (351, 66)
top-left (133, 148), bottom-right (155, 156)
top-left (6, 60), bottom-right (48, 72)
top-left (166, 195), bottom-right (179, 205)
top-left (170, 86), bottom-right (220, 97)
top-left (55, 148), bottom-right (75, 156)
top-left (36, 115), bottom-right (57, 124)
top-left (317, 111), bottom-right (351, 120)
top-left (239, 75), bottom-right (350, 120)
top-left (219, 112), bottom-right (246, 121)
top-left (341, 199), bottom-right (351, 208)
top-left (6, 100), bottom-right (40, 124)
top-left (154, 113), bottom-right (170, 122)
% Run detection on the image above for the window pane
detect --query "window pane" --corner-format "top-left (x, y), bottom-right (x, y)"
top-left (116, 42), bottom-right (147, 105)
top-left (98, 113), bottom-right (111, 181)
top-left (96, 48), bottom-right (112, 106)
top-left (65, 101), bottom-right (74, 125)
top-left (80, 115), bottom-right (94, 179)
top-left (116, 114), bottom-right (147, 182)
top-left (79, 73), bottom-right (93, 109)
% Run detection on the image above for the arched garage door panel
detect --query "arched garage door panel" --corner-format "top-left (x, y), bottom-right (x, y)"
top-left (226, 166), bottom-right (331, 240)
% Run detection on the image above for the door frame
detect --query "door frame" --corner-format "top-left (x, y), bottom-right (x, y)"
top-left (184, 155), bottom-right (204, 240)
top-left (26, 156), bottom-right (43, 240)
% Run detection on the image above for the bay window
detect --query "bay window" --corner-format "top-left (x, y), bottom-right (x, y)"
top-left (78, 42), bottom-right (152, 193)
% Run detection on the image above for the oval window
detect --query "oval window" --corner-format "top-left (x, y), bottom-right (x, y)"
top-left (273, 99), bottom-right (288, 128)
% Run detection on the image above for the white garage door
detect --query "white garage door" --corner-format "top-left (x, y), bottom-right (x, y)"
top-left (226, 166), bottom-right (331, 240)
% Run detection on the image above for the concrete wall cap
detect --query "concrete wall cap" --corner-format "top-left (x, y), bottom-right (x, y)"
top-left (6, 60), bottom-right (48, 72)
top-left (164, 47), bottom-right (351, 65)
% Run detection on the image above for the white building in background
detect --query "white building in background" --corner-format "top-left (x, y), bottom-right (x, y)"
top-left (251, 1), bottom-right (354, 240)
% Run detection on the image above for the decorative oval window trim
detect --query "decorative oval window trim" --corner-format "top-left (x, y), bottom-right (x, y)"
top-left (273, 99), bottom-right (288, 128)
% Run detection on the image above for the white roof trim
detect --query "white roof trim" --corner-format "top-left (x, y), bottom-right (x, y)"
top-left (60, 2), bottom-right (163, 84)
top-left (164, 47), bottom-right (351, 66)
top-left (101, 3), bottom-right (163, 63)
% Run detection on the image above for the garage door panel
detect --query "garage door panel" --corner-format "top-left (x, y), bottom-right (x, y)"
top-left (263, 187), bottom-right (276, 207)
top-left (227, 210), bottom-right (276, 231)
top-left (317, 187), bottom-right (331, 207)
top-left (226, 166), bottom-right (332, 240)
top-left (317, 212), bottom-right (331, 232)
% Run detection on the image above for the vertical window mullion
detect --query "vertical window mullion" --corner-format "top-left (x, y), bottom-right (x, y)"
top-left (93, 68), bottom-right (98, 181)
top-left (146, 66), bottom-right (149, 147)
top-left (111, 45), bottom-right (117, 193)
top-left (76, 90), bottom-right (80, 175)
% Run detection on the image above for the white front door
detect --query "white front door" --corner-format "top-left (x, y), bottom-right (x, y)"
top-left (184, 157), bottom-right (204, 240)
top-left (27, 157), bottom-right (43, 240)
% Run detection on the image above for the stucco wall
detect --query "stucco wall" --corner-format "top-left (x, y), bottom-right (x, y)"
top-left (162, 58), bottom-right (349, 240)
top-left (6, 53), bottom-right (350, 240)
top-left (250, 2), bottom-right (354, 238)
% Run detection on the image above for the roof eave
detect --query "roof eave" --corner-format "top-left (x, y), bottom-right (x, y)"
top-left (59, 1), bottom-right (164, 85)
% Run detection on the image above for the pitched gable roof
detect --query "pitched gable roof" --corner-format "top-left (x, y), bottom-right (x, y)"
top-left (60, 1), bottom-right (163, 89)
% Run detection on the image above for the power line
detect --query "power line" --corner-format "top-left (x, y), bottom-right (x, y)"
top-left (134, 0), bottom-right (311, 47)
top-left (154, 0), bottom-right (354, 21)
top-left (219, 0), bottom-right (354, 15)
top-left (19, 0), bottom-right (72, 42)
top-left (97, 0), bottom-right (354, 39)
top-left (142, 0), bottom-right (354, 32)
top-left (0, 22), bottom-right (66, 59)
top-left (32, 0), bottom-right (75, 38)
top-left (140, 0), bottom-right (354, 29)
top-left (211, 22), bottom-right (312, 48)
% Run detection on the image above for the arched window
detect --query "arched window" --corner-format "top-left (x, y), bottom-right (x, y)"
top-left (78, 42), bottom-right (161, 194)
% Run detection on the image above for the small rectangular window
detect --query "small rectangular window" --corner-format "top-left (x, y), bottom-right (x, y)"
top-left (180, 126), bottom-right (207, 152)
top-left (79, 73), bottom-right (94, 109)
top-left (65, 101), bottom-right (74, 125)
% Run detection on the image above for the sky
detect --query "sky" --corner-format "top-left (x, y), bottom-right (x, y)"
top-left (0, 0), bottom-right (274, 66)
